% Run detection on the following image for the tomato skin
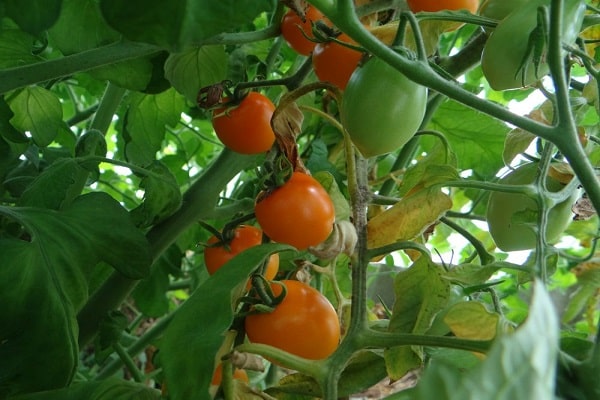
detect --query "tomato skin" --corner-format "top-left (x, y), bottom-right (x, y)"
top-left (254, 172), bottom-right (335, 250)
top-left (407, 0), bottom-right (479, 13)
top-left (481, 0), bottom-right (586, 90)
top-left (244, 280), bottom-right (340, 360)
top-left (312, 33), bottom-right (363, 90)
top-left (212, 92), bottom-right (276, 154)
top-left (341, 57), bottom-right (427, 157)
top-left (486, 163), bottom-right (579, 252)
top-left (281, 6), bottom-right (325, 56)
top-left (204, 225), bottom-right (279, 281)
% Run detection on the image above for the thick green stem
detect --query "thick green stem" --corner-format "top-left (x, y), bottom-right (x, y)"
top-left (77, 150), bottom-right (259, 346)
top-left (113, 342), bottom-right (145, 383)
top-left (0, 41), bottom-right (160, 94)
top-left (90, 83), bottom-right (127, 134)
top-left (358, 329), bottom-right (493, 354)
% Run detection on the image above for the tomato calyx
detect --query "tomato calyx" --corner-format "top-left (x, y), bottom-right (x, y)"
top-left (199, 214), bottom-right (256, 251)
top-left (241, 276), bottom-right (288, 313)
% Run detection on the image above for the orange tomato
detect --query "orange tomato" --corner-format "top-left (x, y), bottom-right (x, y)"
top-left (312, 33), bottom-right (363, 90)
top-left (281, 5), bottom-right (326, 55)
top-left (254, 172), bottom-right (335, 250)
top-left (244, 280), bottom-right (341, 360)
top-left (204, 225), bottom-right (279, 281)
top-left (212, 92), bottom-right (276, 154)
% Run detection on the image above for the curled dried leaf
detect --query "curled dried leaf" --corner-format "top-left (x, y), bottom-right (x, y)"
top-left (308, 220), bottom-right (358, 259)
top-left (271, 99), bottom-right (307, 173)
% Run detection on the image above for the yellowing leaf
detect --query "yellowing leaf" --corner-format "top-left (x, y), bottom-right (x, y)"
top-left (444, 301), bottom-right (499, 359)
top-left (369, 20), bottom-right (453, 56)
top-left (367, 188), bottom-right (452, 250)
top-left (444, 302), bottom-right (498, 341)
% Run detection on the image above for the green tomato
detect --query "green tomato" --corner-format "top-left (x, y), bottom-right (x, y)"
top-left (341, 57), bottom-right (427, 158)
top-left (481, 0), bottom-right (586, 91)
top-left (486, 163), bottom-right (579, 252)
top-left (478, 0), bottom-right (528, 23)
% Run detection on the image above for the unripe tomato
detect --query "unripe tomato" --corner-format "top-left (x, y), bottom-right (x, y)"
top-left (244, 280), bottom-right (340, 360)
top-left (407, 0), bottom-right (479, 13)
top-left (481, 0), bottom-right (586, 90)
top-left (478, 0), bottom-right (527, 22)
top-left (312, 33), bottom-right (363, 90)
top-left (204, 225), bottom-right (279, 281)
top-left (212, 92), bottom-right (276, 154)
top-left (486, 163), bottom-right (579, 252)
top-left (254, 172), bottom-right (335, 250)
top-left (281, 6), bottom-right (325, 56)
top-left (341, 57), bottom-right (427, 157)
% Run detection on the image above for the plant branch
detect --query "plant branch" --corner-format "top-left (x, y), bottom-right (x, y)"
top-left (0, 41), bottom-right (161, 94)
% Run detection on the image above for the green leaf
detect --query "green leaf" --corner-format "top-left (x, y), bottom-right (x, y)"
top-left (0, 193), bottom-right (151, 395)
top-left (4, 0), bottom-right (62, 35)
top-left (398, 142), bottom-right (458, 197)
top-left (160, 243), bottom-right (294, 400)
top-left (8, 378), bottom-right (161, 400)
top-left (99, 0), bottom-right (274, 50)
top-left (93, 311), bottom-right (129, 367)
top-left (164, 46), bottom-right (229, 103)
top-left (18, 158), bottom-right (88, 209)
top-left (124, 89), bottom-right (186, 166)
top-left (130, 161), bottom-right (182, 228)
top-left (47, 0), bottom-right (120, 55)
top-left (425, 100), bottom-right (509, 179)
top-left (0, 28), bottom-right (41, 69)
top-left (8, 86), bottom-right (64, 147)
top-left (314, 170), bottom-right (351, 222)
top-left (132, 245), bottom-right (183, 317)
top-left (87, 57), bottom-right (153, 92)
top-left (385, 256), bottom-right (451, 379)
top-left (387, 280), bottom-right (559, 400)
top-left (0, 239), bottom-right (78, 397)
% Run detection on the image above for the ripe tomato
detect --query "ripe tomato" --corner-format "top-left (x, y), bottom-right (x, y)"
top-left (254, 172), bottom-right (335, 250)
top-left (486, 163), bottom-right (579, 252)
top-left (481, 0), bottom-right (586, 90)
top-left (312, 33), bottom-right (363, 90)
top-left (341, 57), bottom-right (427, 157)
top-left (211, 363), bottom-right (249, 386)
top-left (204, 225), bottom-right (279, 281)
top-left (407, 0), bottom-right (479, 13)
top-left (212, 92), bottom-right (276, 154)
top-left (281, 6), bottom-right (325, 56)
top-left (244, 280), bottom-right (340, 360)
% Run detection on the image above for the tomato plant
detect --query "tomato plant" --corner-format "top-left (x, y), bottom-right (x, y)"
top-left (407, 0), bottom-right (479, 13)
top-left (312, 33), bottom-right (363, 90)
top-left (486, 163), bottom-right (579, 252)
top-left (212, 92), bottom-right (276, 154)
top-left (481, 0), bottom-right (586, 90)
top-left (341, 57), bottom-right (427, 157)
top-left (280, 5), bottom-right (325, 56)
top-left (204, 225), bottom-right (279, 281)
top-left (244, 279), bottom-right (340, 360)
top-left (254, 171), bottom-right (335, 250)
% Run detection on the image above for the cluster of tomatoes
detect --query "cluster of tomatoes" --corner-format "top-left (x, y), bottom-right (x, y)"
top-left (203, 224), bottom-right (341, 374)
